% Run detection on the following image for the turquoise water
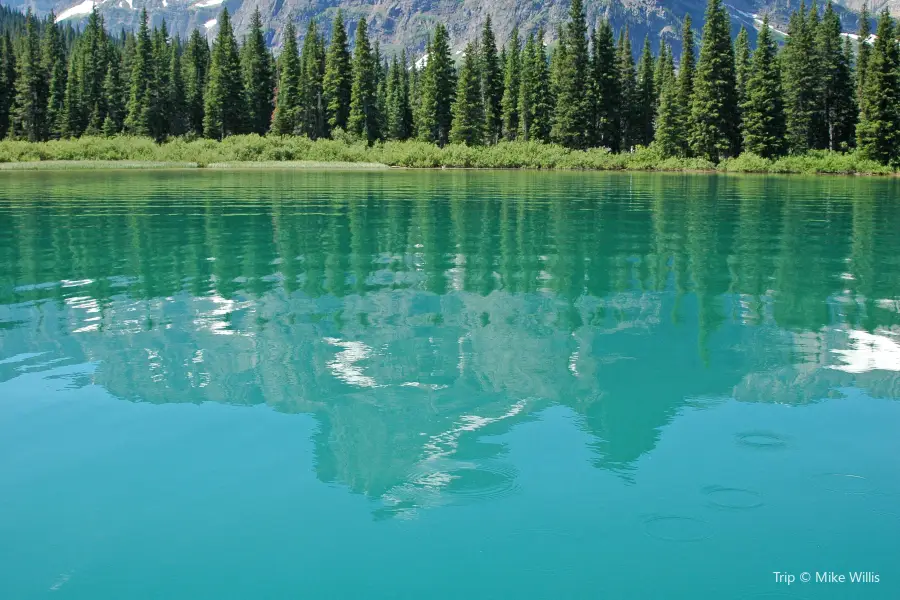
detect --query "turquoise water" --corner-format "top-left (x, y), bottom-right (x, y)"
top-left (0, 170), bottom-right (898, 599)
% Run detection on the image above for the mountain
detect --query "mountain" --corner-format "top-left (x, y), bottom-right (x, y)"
top-left (2, 0), bottom-right (869, 56)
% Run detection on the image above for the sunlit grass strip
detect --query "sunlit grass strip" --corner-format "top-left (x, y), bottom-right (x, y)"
top-left (0, 160), bottom-right (198, 170)
top-left (0, 136), bottom-right (895, 175)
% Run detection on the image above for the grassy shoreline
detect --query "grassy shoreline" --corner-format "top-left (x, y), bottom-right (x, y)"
top-left (0, 135), bottom-right (895, 176)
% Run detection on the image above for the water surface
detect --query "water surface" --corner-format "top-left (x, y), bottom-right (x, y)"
top-left (1, 170), bottom-right (899, 599)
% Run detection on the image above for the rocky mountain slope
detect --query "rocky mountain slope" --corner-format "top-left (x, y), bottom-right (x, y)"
top-left (3, 0), bottom-right (868, 55)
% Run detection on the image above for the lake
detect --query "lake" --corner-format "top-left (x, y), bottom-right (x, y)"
top-left (1, 170), bottom-right (898, 599)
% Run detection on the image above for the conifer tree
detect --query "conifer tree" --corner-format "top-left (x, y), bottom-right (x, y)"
top-left (817, 0), bottom-right (856, 150)
top-left (204, 8), bottom-right (246, 139)
top-left (653, 42), bottom-right (669, 111)
top-left (518, 33), bottom-right (537, 141)
top-left (500, 27), bottom-right (521, 140)
top-left (677, 16), bottom-right (696, 156)
top-left (102, 52), bottom-right (124, 136)
top-left (298, 20), bottom-right (326, 138)
top-left (856, 9), bottom-right (900, 164)
top-left (168, 37), bottom-right (187, 136)
top-left (271, 21), bottom-right (301, 135)
top-left (617, 30), bottom-right (638, 150)
top-left (741, 15), bottom-right (786, 158)
top-left (150, 21), bottom-right (170, 138)
top-left (183, 29), bottom-right (209, 136)
top-left (689, 0), bottom-right (740, 161)
top-left (450, 42), bottom-right (484, 145)
top-left (386, 53), bottom-right (413, 140)
top-left (653, 48), bottom-right (682, 157)
top-left (591, 20), bottom-right (619, 150)
top-left (241, 8), bottom-right (274, 135)
top-left (856, 4), bottom-right (871, 107)
top-left (323, 10), bottom-right (352, 134)
top-left (42, 15), bottom-right (68, 139)
top-left (11, 10), bottom-right (47, 141)
top-left (551, 0), bottom-right (591, 148)
top-left (61, 55), bottom-right (83, 138)
top-left (121, 31), bottom-right (135, 97)
top-left (82, 9), bottom-right (111, 135)
top-left (635, 35), bottom-right (656, 146)
top-left (782, 2), bottom-right (821, 153)
top-left (0, 33), bottom-right (15, 138)
top-left (348, 18), bottom-right (379, 143)
top-left (125, 9), bottom-right (154, 137)
top-left (480, 16), bottom-right (503, 144)
top-left (734, 26), bottom-right (751, 108)
top-left (417, 24), bottom-right (455, 145)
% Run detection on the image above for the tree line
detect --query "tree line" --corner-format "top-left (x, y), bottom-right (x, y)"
top-left (1, 0), bottom-right (899, 165)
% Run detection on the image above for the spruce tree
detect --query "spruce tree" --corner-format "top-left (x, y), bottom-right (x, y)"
top-left (635, 35), bottom-right (656, 147)
top-left (856, 4), bottom-right (871, 108)
top-left (386, 53), bottom-right (412, 140)
top-left (348, 18), bottom-right (379, 143)
top-left (271, 21), bottom-right (301, 135)
top-left (741, 15), bottom-right (786, 158)
top-left (10, 10), bottom-right (47, 142)
top-left (518, 33), bottom-right (536, 141)
top-left (734, 26), bottom-right (751, 108)
top-left (500, 27), bottom-right (521, 140)
top-left (149, 21), bottom-right (170, 139)
top-left (480, 16), bottom-right (503, 144)
top-left (417, 24), bottom-right (455, 145)
top-left (530, 30), bottom-right (553, 143)
top-left (617, 30), bottom-right (638, 151)
top-left (450, 42), bottom-right (484, 145)
top-left (551, 0), bottom-right (591, 148)
top-left (653, 42), bottom-right (669, 111)
top-left (782, 3), bottom-right (821, 153)
top-left (0, 33), bottom-right (15, 138)
top-left (689, 0), bottom-right (740, 161)
top-left (168, 37), bottom-right (187, 136)
top-left (102, 52), bottom-right (124, 136)
top-left (323, 10), bottom-right (352, 134)
top-left (183, 29), bottom-right (209, 136)
top-left (241, 8), bottom-right (274, 135)
top-left (61, 55), bottom-right (83, 138)
top-left (42, 15), bottom-right (68, 139)
top-left (125, 9), bottom-right (154, 137)
top-left (298, 20), bottom-right (326, 138)
top-left (653, 48), bottom-right (682, 157)
top-left (817, 0), bottom-right (856, 150)
top-left (677, 15), bottom-right (696, 156)
top-left (591, 20), bottom-right (619, 151)
top-left (856, 10), bottom-right (900, 165)
top-left (203, 8), bottom-right (246, 139)
top-left (121, 32), bottom-right (135, 98)
top-left (81, 9), bottom-right (111, 135)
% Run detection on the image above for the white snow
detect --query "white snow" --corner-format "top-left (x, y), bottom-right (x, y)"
top-left (55, 0), bottom-right (94, 22)
top-left (194, 0), bottom-right (225, 7)
top-left (162, 0), bottom-right (167, 6)
top-left (415, 53), bottom-right (429, 69)
top-left (841, 32), bottom-right (878, 44)
top-left (203, 18), bottom-right (217, 30)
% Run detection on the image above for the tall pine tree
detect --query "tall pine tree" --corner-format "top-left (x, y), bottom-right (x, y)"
top-left (741, 15), bottom-right (786, 158)
top-left (551, 0), bottom-right (591, 148)
top-left (241, 8), bottom-right (274, 135)
top-left (42, 15), bottom-right (68, 139)
top-left (323, 10), bottom-right (352, 134)
top-left (480, 16), bottom-right (503, 144)
top-left (616, 30), bottom-right (638, 151)
top-left (183, 29), bottom-right (209, 136)
top-left (817, 0), bottom-right (857, 150)
top-left (591, 20), bottom-right (619, 151)
top-left (689, 0), bottom-right (740, 161)
top-left (203, 8), bottom-right (246, 139)
top-left (11, 10), bottom-right (47, 142)
top-left (0, 33), bottom-right (15, 138)
top-left (271, 21), bottom-right (301, 135)
top-left (856, 4), bottom-right (871, 108)
top-left (654, 47), bottom-right (683, 157)
top-left (500, 27), bottom-right (521, 140)
top-left (298, 20), bottom-right (326, 138)
top-left (348, 18), bottom-right (379, 143)
top-left (417, 24), bottom-right (455, 145)
top-left (450, 42), bottom-right (484, 145)
top-left (635, 35), bottom-right (656, 147)
top-left (782, 3), bottom-right (821, 153)
top-left (856, 9), bottom-right (900, 164)
top-left (734, 26), bottom-right (751, 109)
top-left (125, 9), bottom-right (154, 137)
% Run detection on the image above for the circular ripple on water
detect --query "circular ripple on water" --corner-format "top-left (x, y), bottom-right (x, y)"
top-left (812, 473), bottom-right (877, 495)
top-left (446, 462), bottom-right (521, 504)
top-left (703, 486), bottom-right (764, 510)
top-left (736, 431), bottom-right (790, 450)
top-left (643, 515), bottom-right (713, 543)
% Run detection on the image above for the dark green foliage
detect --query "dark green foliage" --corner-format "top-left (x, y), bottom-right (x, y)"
top-left (167, 37), bottom-right (187, 136)
top-left (11, 10), bottom-right (47, 141)
top-left (617, 30), bottom-right (638, 150)
top-left (204, 8), bottom-right (246, 139)
top-left (856, 4), bottom-right (871, 107)
top-left (591, 21), bottom-right (619, 151)
top-left (385, 52), bottom-right (413, 140)
top-left (734, 26), bottom-right (751, 108)
top-left (348, 18), bottom-right (379, 143)
top-left (519, 32), bottom-right (553, 142)
top-left (501, 27), bottom-right (521, 140)
top-left (417, 24), bottom-right (455, 145)
top-left (741, 15), bottom-right (786, 158)
top-left (0, 33), bottom-right (15, 137)
top-left (241, 8), bottom-right (274, 135)
top-left (271, 21), bottom-right (301, 135)
top-left (183, 29), bottom-right (209, 136)
top-left (817, 1), bottom-right (857, 150)
top-left (551, 0), bottom-right (591, 148)
top-left (323, 10), bottom-right (352, 133)
top-left (782, 2), bottom-right (821, 153)
top-left (653, 46), bottom-right (682, 157)
top-left (450, 42), bottom-right (484, 145)
top-left (689, 0), bottom-right (740, 161)
top-left (677, 16), bottom-right (696, 156)
top-left (42, 16), bottom-right (67, 139)
top-left (298, 20), bottom-right (326, 138)
top-left (102, 52), bottom-right (124, 136)
top-left (635, 35), bottom-right (656, 146)
top-left (856, 10), bottom-right (900, 164)
top-left (125, 10), bottom-right (154, 137)
top-left (480, 17), bottom-right (503, 144)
